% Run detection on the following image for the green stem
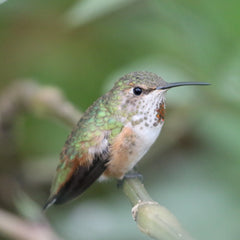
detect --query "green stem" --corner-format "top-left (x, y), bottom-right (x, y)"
top-left (122, 176), bottom-right (194, 240)
top-left (122, 175), bottom-right (153, 203)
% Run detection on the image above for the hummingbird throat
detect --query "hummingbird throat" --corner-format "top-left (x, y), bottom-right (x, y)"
top-left (156, 102), bottom-right (165, 122)
top-left (128, 92), bottom-right (166, 129)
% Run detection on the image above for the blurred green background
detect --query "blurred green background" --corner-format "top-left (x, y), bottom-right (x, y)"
top-left (0, 0), bottom-right (240, 239)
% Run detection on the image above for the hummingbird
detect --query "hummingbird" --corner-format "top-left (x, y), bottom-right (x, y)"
top-left (44, 71), bottom-right (209, 209)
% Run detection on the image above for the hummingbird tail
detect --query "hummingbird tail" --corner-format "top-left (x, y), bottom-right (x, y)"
top-left (43, 196), bottom-right (57, 211)
top-left (43, 151), bottom-right (110, 209)
top-left (53, 155), bottom-right (109, 205)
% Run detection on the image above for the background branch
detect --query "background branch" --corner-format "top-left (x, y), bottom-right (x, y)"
top-left (0, 81), bottom-right (194, 240)
top-left (0, 208), bottom-right (62, 240)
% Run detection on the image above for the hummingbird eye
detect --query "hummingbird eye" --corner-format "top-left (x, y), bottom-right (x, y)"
top-left (133, 87), bottom-right (142, 96)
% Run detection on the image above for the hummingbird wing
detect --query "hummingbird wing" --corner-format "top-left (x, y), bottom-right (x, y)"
top-left (44, 106), bottom-right (124, 210)
top-left (43, 132), bottom-right (111, 209)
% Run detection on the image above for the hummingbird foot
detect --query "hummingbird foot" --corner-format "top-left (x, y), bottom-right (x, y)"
top-left (117, 169), bottom-right (143, 188)
top-left (124, 170), bottom-right (143, 181)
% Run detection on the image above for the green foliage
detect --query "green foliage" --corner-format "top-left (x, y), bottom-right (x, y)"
top-left (65, 0), bottom-right (136, 26)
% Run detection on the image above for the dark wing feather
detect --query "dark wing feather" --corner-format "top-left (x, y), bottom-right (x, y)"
top-left (43, 151), bottom-right (109, 209)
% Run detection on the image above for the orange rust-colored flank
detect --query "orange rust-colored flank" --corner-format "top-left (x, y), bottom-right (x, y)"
top-left (104, 126), bottom-right (136, 179)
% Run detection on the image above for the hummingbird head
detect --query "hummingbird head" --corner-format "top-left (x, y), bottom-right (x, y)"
top-left (107, 71), bottom-right (209, 127)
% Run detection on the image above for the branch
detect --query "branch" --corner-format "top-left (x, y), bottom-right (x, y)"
top-left (0, 81), bottom-right (81, 164)
top-left (0, 81), bottom-right (81, 128)
top-left (0, 208), bottom-right (62, 240)
top-left (123, 173), bottom-right (194, 240)
top-left (0, 81), bottom-right (194, 240)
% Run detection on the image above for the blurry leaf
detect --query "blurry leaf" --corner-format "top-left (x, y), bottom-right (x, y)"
top-left (53, 197), bottom-right (147, 240)
top-left (217, 46), bottom-right (240, 104)
top-left (0, 0), bottom-right (7, 4)
top-left (200, 0), bottom-right (240, 38)
top-left (65, 0), bottom-right (136, 26)
top-left (197, 107), bottom-right (240, 160)
top-left (150, 162), bottom-right (240, 240)
top-left (14, 190), bottom-right (45, 222)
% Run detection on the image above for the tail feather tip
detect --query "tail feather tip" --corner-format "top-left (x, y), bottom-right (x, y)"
top-left (43, 197), bottom-right (56, 211)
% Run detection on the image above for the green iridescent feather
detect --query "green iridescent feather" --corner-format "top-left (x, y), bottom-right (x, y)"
top-left (49, 92), bottom-right (123, 197)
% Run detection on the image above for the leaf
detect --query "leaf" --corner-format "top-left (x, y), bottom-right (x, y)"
top-left (14, 190), bottom-right (45, 222)
top-left (0, 0), bottom-right (7, 5)
top-left (65, 0), bottom-right (136, 27)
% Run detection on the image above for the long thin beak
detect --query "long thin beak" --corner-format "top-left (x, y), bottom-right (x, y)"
top-left (156, 82), bottom-right (210, 90)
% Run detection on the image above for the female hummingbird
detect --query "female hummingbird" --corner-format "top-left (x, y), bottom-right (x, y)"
top-left (44, 71), bottom-right (209, 209)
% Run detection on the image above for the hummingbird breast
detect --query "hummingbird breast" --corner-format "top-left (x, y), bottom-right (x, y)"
top-left (126, 99), bottom-right (165, 169)
top-left (103, 96), bottom-right (165, 179)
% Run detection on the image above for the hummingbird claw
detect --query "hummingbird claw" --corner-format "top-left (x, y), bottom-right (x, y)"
top-left (124, 170), bottom-right (143, 182)
top-left (117, 169), bottom-right (143, 188)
